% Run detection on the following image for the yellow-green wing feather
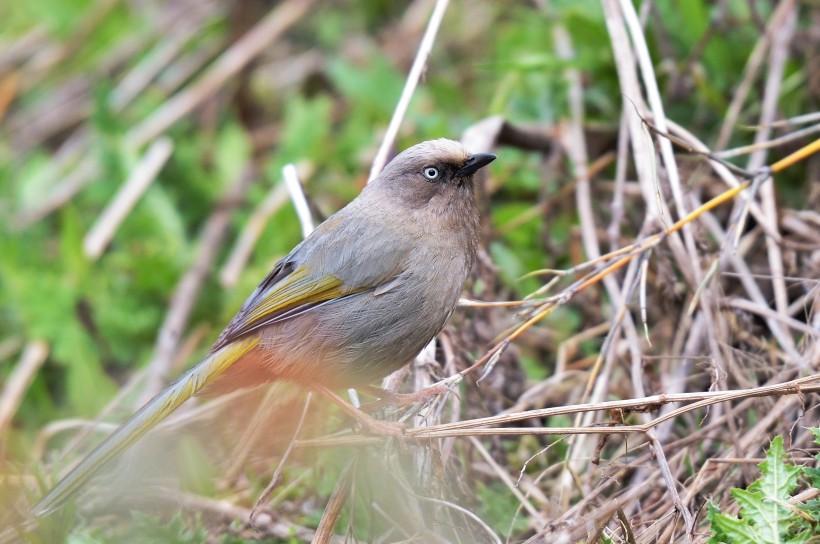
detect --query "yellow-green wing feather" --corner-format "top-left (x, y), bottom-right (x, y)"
top-left (213, 265), bottom-right (349, 349)
top-left (32, 337), bottom-right (259, 517)
top-left (242, 266), bottom-right (345, 329)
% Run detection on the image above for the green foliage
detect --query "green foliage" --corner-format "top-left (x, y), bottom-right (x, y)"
top-left (475, 480), bottom-right (529, 536)
top-left (327, 56), bottom-right (404, 118)
top-left (116, 513), bottom-right (207, 544)
top-left (707, 435), bottom-right (819, 544)
top-left (177, 436), bottom-right (218, 498)
top-left (277, 95), bottom-right (334, 166)
top-left (802, 429), bottom-right (820, 526)
top-left (214, 123), bottom-right (253, 191)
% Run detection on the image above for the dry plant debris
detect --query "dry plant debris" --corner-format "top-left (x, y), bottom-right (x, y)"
top-left (0, 1), bottom-right (818, 543)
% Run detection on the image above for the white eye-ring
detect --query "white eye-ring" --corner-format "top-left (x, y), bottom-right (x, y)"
top-left (422, 166), bottom-right (440, 181)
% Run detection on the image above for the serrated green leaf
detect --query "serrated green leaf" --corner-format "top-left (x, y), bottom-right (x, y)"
top-left (731, 488), bottom-right (790, 542)
top-left (754, 436), bottom-right (802, 501)
top-left (708, 436), bottom-right (815, 544)
top-left (707, 507), bottom-right (758, 543)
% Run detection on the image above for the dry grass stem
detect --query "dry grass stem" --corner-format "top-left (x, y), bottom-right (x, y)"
top-left (0, 341), bottom-right (49, 435)
top-left (126, 0), bottom-right (315, 148)
top-left (83, 137), bottom-right (173, 259)
top-left (368, 0), bottom-right (451, 181)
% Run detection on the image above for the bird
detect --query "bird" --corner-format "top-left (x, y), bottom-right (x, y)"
top-left (32, 138), bottom-right (496, 517)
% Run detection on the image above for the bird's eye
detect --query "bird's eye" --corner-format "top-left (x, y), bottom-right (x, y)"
top-left (422, 166), bottom-right (440, 181)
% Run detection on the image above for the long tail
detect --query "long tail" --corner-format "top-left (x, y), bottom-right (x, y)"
top-left (32, 337), bottom-right (259, 517)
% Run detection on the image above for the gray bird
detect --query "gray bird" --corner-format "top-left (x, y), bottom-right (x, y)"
top-left (32, 138), bottom-right (496, 516)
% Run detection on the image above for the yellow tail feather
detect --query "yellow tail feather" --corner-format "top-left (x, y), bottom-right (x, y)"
top-left (32, 337), bottom-right (259, 517)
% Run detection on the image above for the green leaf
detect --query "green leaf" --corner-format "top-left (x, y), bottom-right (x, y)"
top-left (707, 501), bottom-right (758, 544)
top-left (214, 123), bottom-right (252, 189)
top-left (708, 436), bottom-right (815, 544)
top-left (326, 56), bottom-right (404, 117)
top-left (277, 95), bottom-right (333, 164)
top-left (753, 436), bottom-right (802, 500)
top-left (731, 488), bottom-right (790, 542)
top-left (805, 429), bottom-right (820, 488)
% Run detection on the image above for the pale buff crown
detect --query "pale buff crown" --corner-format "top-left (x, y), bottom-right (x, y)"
top-left (379, 138), bottom-right (470, 180)
top-left (398, 138), bottom-right (469, 168)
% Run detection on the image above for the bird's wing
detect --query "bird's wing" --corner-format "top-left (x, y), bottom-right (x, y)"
top-left (211, 259), bottom-right (375, 351)
top-left (212, 207), bottom-right (414, 351)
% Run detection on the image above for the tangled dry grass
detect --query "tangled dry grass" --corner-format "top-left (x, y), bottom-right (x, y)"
top-left (1, 0), bottom-right (818, 542)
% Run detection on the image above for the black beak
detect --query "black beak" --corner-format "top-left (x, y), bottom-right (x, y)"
top-left (456, 152), bottom-right (496, 177)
